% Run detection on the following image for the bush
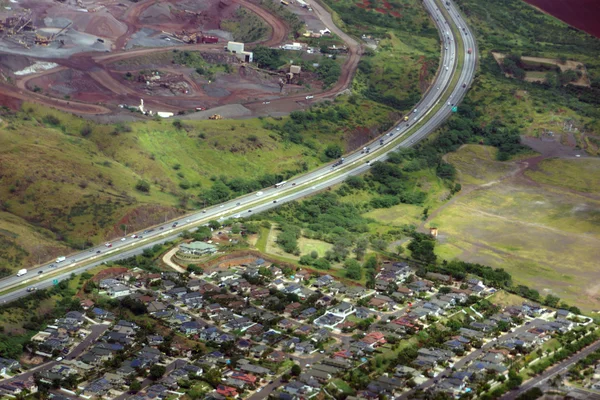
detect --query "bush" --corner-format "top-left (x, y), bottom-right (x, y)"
top-left (135, 180), bottom-right (150, 193)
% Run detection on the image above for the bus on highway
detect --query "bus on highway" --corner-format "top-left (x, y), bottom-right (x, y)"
top-left (274, 181), bottom-right (287, 188)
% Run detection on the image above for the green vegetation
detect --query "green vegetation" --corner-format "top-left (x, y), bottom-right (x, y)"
top-left (220, 8), bottom-right (270, 43)
top-left (0, 95), bottom-right (397, 270)
top-left (172, 50), bottom-right (232, 80)
top-left (325, 0), bottom-right (439, 110)
top-left (454, 0), bottom-right (600, 141)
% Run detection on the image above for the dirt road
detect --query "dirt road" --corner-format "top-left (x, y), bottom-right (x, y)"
top-left (0, 0), bottom-right (359, 118)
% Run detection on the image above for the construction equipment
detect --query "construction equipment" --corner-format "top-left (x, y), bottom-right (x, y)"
top-left (35, 23), bottom-right (71, 46)
top-left (208, 114), bottom-right (222, 120)
top-left (172, 30), bottom-right (218, 44)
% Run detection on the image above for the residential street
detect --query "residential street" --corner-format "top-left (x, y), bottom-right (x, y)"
top-left (112, 359), bottom-right (182, 400)
top-left (398, 319), bottom-right (548, 399)
top-left (0, 323), bottom-right (109, 385)
top-left (501, 339), bottom-right (600, 400)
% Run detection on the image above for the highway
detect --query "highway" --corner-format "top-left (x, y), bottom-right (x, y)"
top-left (0, 0), bottom-right (477, 304)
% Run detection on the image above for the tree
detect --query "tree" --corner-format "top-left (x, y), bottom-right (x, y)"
top-left (544, 294), bottom-right (560, 308)
top-left (253, 45), bottom-right (283, 69)
top-left (208, 220), bottom-right (220, 230)
top-left (346, 176), bottom-right (365, 189)
top-left (129, 380), bottom-right (142, 393)
top-left (395, 244), bottom-right (405, 255)
top-left (407, 234), bottom-right (437, 264)
top-left (354, 237), bottom-right (369, 260)
top-left (313, 258), bottom-right (331, 270)
top-left (324, 143), bottom-right (343, 159)
top-left (149, 365), bottom-right (166, 380)
top-left (135, 180), bottom-right (150, 193)
top-left (204, 368), bottom-right (222, 387)
top-left (291, 364), bottom-right (302, 376)
top-left (344, 259), bottom-right (362, 280)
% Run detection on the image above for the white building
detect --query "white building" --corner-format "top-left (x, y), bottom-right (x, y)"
top-left (281, 42), bottom-right (303, 51)
top-left (226, 41), bottom-right (253, 62)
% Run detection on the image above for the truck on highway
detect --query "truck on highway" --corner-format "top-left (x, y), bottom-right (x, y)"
top-left (56, 256), bottom-right (66, 263)
top-left (467, 48), bottom-right (472, 54)
top-left (403, 116), bottom-right (409, 121)
top-left (17, 268), bottom-right (27, 277)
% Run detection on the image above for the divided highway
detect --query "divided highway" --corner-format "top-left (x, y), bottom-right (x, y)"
top-left (0, 0), bottom-right (477, 303)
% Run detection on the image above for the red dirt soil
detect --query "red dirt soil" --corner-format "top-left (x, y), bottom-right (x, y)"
top-left (0, 0), bottom-right (360, 118)
top-left (524, 0), bottom-right (600, 38)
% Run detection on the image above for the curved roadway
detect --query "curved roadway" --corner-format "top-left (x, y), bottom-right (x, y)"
top-left (0, 0), bottom-right (477, 303)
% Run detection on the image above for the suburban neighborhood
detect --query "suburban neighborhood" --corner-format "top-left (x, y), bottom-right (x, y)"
top-left (0, 246), bottom-right (595, 400)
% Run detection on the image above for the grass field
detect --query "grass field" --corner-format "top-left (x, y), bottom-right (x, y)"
top-left (297, 237), bottom-right (333, 257)
top-left (429, 145), bottom-right (600, 311)
top-left (525, 158), bottom-right (600, 194)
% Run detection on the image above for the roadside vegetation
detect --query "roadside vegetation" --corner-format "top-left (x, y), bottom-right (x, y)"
top-left (324, 0), bottom-right (440, 111)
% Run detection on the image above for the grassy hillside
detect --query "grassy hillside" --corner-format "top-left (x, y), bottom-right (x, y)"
top-left (454, 0), bottom-right (600, 150)
top-left (324, 0), bottom-right (440, 111)
top-left (0, 98), bottom-right (393, 270)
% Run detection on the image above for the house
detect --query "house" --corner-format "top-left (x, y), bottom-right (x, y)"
top-left (147, 301), bottom-right (167, 314)
top-left (64, 311), bottom-right (85, 325)
top-left (330, 302), bottom-right (354, 317)
top-left (425, 272), bottom-right (452, 283)
top-left (316, 296), bottom-right (334, 308)
top-left (80, 299), bottom-right (95, 310)
top-left (107, 284), bottom-right (131, 298)
top-left (285, 302), bottom-right (303, 315)
top-left (114, 320), bottom-right (139, 336)
top-left (444, 339), bottom-right (465, 352)
top-left (300, 307), bottom-right (317, 320)
top-left (395, 286), bottom-right (414, 297)
top-left (459, 327), bottom-right (485, 339)
top-left (83, 378), bottom-right (113, 396)
top-left (0, 358), bottom-right (20, 374)
top-left (91, 307), bottom-right (114, 320)
top-left (409, 280), bottom-right (433, 293)
top-left (180, 320), bottom-right (204, 335)
top-left (300, 368), bottom-right (331, 383)
top-left (179, 241), bottom-right (217, 255)
top-left (375, 279), bottom-right (391, 292)
top-left (99, 278), bottom-right (120, 289)
top-left (345, 286), bottom-right (369, 299)
top-left (395, 365), bottom-right (417, 378)
top-left (295, 270), bottom-right (312, 282)
top-left (313, 274), bottom-right (334, 288)
top-left (216, 385), bottom-right (238, 397)
top-left (369, 294), bottom-right (395, 310)
top-left (355, 307), bottom-right (374, 320)
top-left (240, 363), bottom-right (271, 376)
top-left (361, 332), bottom-right (386, 348)
top-left (312, 328), bottom-right (330, 343)
top-left (187, 279), bottom-right (202, 291)
top-left (162, 280), bottom-right (176, 291)
top-left (267, 350), bottom-right (286, 363)
top-left (167, 286), bottom-right (188, 299)
top-left (296, 341), bottom-right (315, 354)
top-left (148, 335), bottom-right (164, 346)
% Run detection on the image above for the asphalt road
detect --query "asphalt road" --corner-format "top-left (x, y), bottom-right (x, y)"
top-left (0, 0), bottom-right (477, 304)
top-left (0, 323), bottom-right (109, 385)
top-left (398, 319), bottom-right (549, 399)
top-left (501, 337), bottom-right (600, 400)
